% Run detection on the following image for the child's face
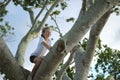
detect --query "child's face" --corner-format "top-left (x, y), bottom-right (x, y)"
top-left (44, 29), bottom-right (51, 38)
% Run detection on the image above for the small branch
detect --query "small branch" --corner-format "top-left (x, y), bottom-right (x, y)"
top-left (36, 0), bottom-right (62, 32)
top-left (50, 14), bottom-right (63, 37)
top-left (28, 0), bottom-right (49, 30)
top-left (28, 9), bottom-right (34, 24)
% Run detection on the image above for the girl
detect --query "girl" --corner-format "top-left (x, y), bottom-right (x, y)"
top-left (27, 27), bottom-right (52, 80)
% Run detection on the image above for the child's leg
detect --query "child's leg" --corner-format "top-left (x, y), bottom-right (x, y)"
top-left (28, 57), bottom-right (43, 79)
top-left (31, 59), bottom-right (42, 78)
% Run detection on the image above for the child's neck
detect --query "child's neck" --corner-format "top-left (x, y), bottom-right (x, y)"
top-left (44, 37), bottom-right (49, 41)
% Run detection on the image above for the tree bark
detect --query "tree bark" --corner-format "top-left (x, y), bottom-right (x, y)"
top-left (0, 0), bottom-right (120, 80)
top-left (74, 10), bottom-right (111, 80)
top-left (0, 37), bottom-right (29, 80)
top-left (33, 0), bottom-right (120, 80)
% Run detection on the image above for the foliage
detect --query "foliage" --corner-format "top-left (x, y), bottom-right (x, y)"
top-left (95, 74), bottom-right (105, 80)
top-left (113, 6), bottom-right (120, 15)
top-left (0, 0), bottom-right (14, 38)
top-left (52, 10), bottom-right (61, 15)
top-left (13, 0), bottom-right (55, 7)
top-left (60, 2), bottom-right (67, 10)
top-left (79, 38), bottom-right (120, 80)
top-left (0, 22), bottom-right (14, 37)
top-left (66, 17), bottom-right (75, 22)
top-left (0, 1), bottom-right (8, 17)
top-left (95, 44), bottom-right (120, 80)
top-left (66, 66), bottom-right (75, 80)
top-left (80, 38), bottom-right (88, 50)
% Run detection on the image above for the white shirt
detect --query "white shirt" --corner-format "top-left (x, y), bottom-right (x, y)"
top-left (31, 36), bottom-right (51, 57)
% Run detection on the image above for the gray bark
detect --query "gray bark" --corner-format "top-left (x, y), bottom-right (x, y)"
top-left (0, 0), bottom-right (120, 80)
top-left (34, 0), bottom-right (120, 80)
top-left (0, 37), bottom-right (29, 80)
top-left (74, 11), bottom-right (111, 80)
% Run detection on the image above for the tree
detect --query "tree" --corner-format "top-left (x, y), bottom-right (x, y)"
top-left (80, 38), bottom-right (120, 80)
top-left (0, 0), bottom-right (14, 38)
top-left (94, 44), bottom-right (120, 80)
top-left (0, 0), bottom-right (120, 80)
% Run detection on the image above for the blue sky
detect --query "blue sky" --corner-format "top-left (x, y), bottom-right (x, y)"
top-left (0, 0), bottom-right (120, 79)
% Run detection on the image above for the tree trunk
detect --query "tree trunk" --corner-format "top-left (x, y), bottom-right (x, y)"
top-left (0, 37), bottom-right (29, 80)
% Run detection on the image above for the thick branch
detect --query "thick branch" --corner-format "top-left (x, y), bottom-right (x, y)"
top-left (15, 35), bottom-right (31, 66)
top-left (63, 0), bottom-right (118, 53)
top-left (74, 10), bottom-right (111, 80)
top-left (73, 10), bottom-right (111, 80)
top-left (74, 47), bottom-right (86, 80)
top-left (33, 0), bottom-right (119, 80)
top-left (0, 37), bottom-right (29, 80)
top-left (85, 10), bottom-right (111, 66)
top-left (34, 39), bottom-right (66, 80)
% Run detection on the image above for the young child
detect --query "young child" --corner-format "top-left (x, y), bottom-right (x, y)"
top-left (27, 27), bottom-right (52, 80)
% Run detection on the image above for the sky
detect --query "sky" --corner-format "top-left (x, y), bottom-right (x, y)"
top-left (0, 0), bottom-right (120, 79)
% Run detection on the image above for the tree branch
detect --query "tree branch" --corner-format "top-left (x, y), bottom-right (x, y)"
top-left (0, 37), bottom-right (29, 80)
top-left (73, 10), bottom-right (112, 80)
top-left (56, 45), bottom-right (78, 80)
top-left (30, 0), bottom-right (49, 30)
top-left (33, 0), bottom-right (119, 80)
top-left (28, 9), bottom-right (35, 25)
top-left (73, 10), bottom-right (111, 80)
top-left (74, 46), bottom-right (86, 80)
top-left (85, 10), bottom-right (111, 66)
top-left (36, 0), bottom-right (62, 32)
top-left (50, 14), bottom-right (63, 37)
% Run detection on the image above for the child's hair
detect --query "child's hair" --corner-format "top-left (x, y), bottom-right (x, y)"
top-left (41, 27), bottom-right (51, 38)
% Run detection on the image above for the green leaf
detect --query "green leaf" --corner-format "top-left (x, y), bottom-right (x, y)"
top-left (52, 10), bottom-right (61, 15)
top-left (66, 17), bottom-right (75, 22)
top-left (60, 2), bottom-right (67, 10)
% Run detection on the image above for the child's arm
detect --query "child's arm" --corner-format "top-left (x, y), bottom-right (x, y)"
top-left (42, 41), bottom-right (52, 50)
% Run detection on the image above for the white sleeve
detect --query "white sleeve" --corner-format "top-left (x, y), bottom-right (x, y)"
top-left (39, 37), bottom-right (45, 44)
